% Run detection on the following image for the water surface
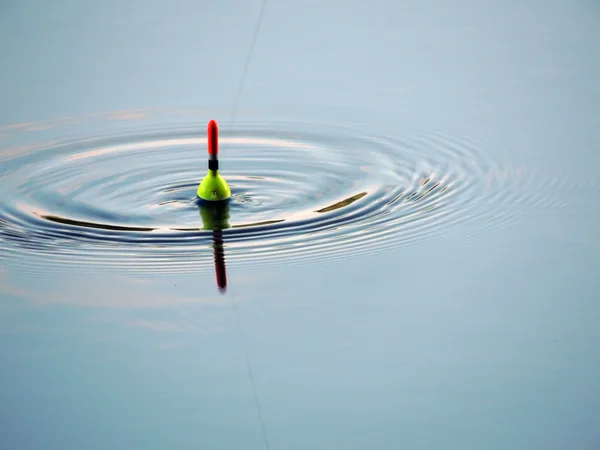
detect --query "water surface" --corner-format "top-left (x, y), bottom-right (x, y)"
top-left (1, 1), bottom-right (599, 449)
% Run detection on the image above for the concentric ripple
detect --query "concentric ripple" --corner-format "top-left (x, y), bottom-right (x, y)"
top-left (0, 118), bottom-right (561, 274)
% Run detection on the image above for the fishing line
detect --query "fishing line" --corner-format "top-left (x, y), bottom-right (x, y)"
top-left (229, 0), bottom-right (268, 124)
top-left (226, 3), bottom-right (270, 448)
top-left (230, 292), bottom-right (271, 450)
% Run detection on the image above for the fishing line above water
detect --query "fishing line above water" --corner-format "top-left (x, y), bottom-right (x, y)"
top-left (229, 0), bottom-right (268, 125)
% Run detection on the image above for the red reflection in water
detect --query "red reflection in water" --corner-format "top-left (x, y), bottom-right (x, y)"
top-left (212, 230), bottom-right (227, 294)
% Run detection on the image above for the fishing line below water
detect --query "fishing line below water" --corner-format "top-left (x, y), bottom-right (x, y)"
top-left (231, 292), bottom-right (271, 450)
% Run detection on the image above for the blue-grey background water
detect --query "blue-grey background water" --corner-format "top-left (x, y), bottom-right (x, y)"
top-left (1, 1), bottom-right (599, 449)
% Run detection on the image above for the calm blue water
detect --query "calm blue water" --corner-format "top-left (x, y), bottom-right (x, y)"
top-left (1, 1), bottom-right (599, 449)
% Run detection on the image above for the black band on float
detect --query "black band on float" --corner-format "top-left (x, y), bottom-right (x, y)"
top-left (208, 159), bottom-right (219, 171)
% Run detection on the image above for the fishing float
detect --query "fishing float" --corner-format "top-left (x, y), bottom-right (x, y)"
top-left (197, 119), bottom-right (231, 202)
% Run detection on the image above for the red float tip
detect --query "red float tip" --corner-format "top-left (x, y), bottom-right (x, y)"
top-left (208, 120), bottom-right (218, 156)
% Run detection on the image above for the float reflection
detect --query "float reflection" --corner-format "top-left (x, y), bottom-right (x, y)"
top-left (198, 201), bottom-right (231, 294)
